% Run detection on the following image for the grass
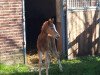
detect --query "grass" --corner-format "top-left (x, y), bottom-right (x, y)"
top-left (0, 56), bottom-right (100, 75)
top-left (0, 64), bottom-right (29, 75)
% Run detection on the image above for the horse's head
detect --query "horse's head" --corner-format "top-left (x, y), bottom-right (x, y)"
top-left (41, 18), bottom-right (60, 39)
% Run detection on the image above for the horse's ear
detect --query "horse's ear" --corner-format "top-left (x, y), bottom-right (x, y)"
top-left (48, 18), bottom-right (54, 23)
top-left (48, 18), bottom-right (52, 22)
top-left (51, 18), bottom-right (54, 22)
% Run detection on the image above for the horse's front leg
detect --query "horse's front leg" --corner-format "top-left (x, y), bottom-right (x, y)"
top-left (57, 54), bottom-right (63, 71)
top-left (38, 50), bottom-right (42, 75)
top-left (53, 50), bottom-right (63, 71)
top-left (50, 38), bottom-right (63, 71)
top-left (58, 58), bottom-right (63, 71)
top-left (45, 51), bottom-right (49, 75)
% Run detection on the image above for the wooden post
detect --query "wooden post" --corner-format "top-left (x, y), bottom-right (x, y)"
top-left (56, 0), bottom-right (63, 52)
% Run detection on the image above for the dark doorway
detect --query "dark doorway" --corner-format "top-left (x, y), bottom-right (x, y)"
top-left (25, 0), bottom-right (56, 54)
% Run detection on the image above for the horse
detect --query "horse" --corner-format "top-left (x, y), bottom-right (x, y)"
top-left (37, 18), bottom-right (63, 75)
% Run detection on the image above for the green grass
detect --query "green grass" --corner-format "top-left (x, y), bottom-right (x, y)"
top-left (0, 64), bottom-right (29, 75)
top-left (0, 56), bottom-right (100, 75)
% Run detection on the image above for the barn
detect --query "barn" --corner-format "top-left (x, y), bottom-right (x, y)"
top-left (0, 0), bottom-right (100, 64)
top-left (0, 0), bottom-right (64, 64)
top-left (0, 0), bottom-right (24, 64)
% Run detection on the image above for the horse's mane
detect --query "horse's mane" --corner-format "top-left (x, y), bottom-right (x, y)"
top-left (41, 21), bottom-right (48, 33)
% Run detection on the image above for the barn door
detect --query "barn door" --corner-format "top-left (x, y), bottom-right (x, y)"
top-left (23, 0), bottom-right (56, 64)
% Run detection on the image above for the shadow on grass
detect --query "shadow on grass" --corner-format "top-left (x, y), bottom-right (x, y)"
top-left (50, 56), bottom-right (100, 75)
top-left (0, 72), bottom-right (38, 75)
top-left (61, 56), bottom-right (100, 75)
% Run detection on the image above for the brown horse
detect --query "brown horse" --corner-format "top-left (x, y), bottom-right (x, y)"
top-left (37, 18), bottom-right (63, 75)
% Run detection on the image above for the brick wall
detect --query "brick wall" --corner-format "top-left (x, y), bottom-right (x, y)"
top-left (0, 0), bottom-right (24, 64)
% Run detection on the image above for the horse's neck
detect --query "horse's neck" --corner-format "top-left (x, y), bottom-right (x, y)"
top-left (41, 32), bottom-right (48, 39)
top-left (38, 32), bottom-right (49, 43)
top-left (37, 32), bottom-right (50, 52)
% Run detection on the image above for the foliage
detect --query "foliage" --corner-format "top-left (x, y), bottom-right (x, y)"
top-left (0, 56), bottom-right (100, 75)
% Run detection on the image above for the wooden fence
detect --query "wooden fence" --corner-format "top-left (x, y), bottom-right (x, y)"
top-left (66, 0), bottom-right (100, 59)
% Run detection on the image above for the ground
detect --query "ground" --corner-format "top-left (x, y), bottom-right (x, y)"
top-left (0, 56), bottom-right (100, 75)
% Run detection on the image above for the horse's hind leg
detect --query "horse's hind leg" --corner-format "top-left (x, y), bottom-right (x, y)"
top-left (38, 50), bottom-right (42, 75)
